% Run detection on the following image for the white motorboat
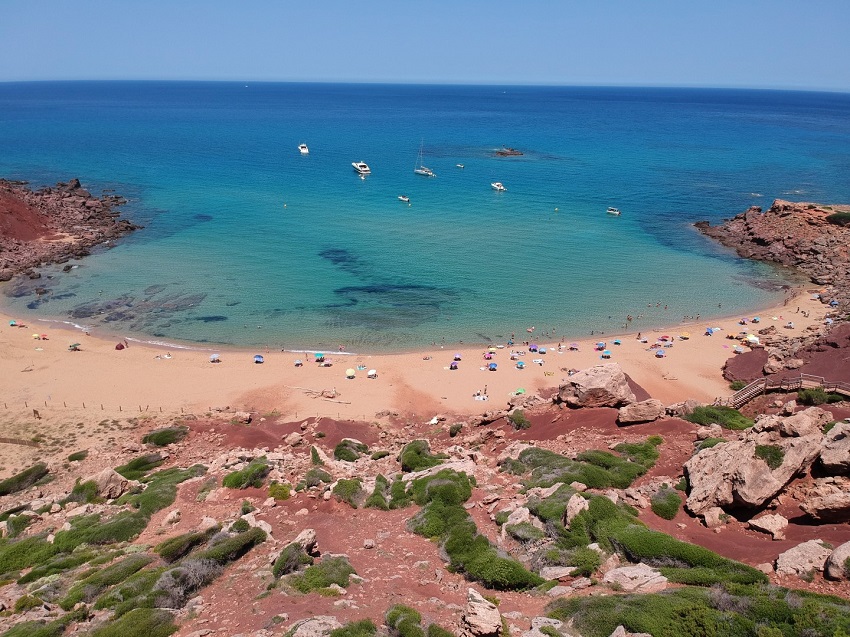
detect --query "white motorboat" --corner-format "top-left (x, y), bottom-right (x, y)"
top-left (398, 195), bottom-right (410, 203)
top-left (491, 182), bottom-right (506, 191)
top-left (352, 161), bottom-right (371, 175)
top-left (456, 164), bottom-right (464, 169)
top-left (298, 143), bottom-right (309, 154)
top-left (414, 141), bottom-right (435, 177)
top-left (606, 207), bottom-right (621, 215)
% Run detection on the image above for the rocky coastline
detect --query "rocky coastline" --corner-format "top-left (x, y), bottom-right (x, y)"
top-left (0, 178), bottom-right (141, 282)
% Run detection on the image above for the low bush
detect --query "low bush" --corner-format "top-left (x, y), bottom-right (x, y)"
top-left (426, 624), bottom-right (455, 637)
top-left (650, 488), bottom-right (682, 520)
top-left (290, 555), bottom-right (356, 593)
top-left (755, 444), bottom-right (784, 470)
top-left (129, 465), bottom-right (206, 518)
top-left (449, 423), bottom-right (463, 437)
top-left (729, 380), bottom-right (747, 391)
top-left (142, 426), bottom-right (189, 447)
top-left (155, 527), bottom-right (218, 563)
top-left (87, 607), bottom-right (177, 637)
top-left (268, 481), bottom-right (291, 501)
top-left (273, 542), bottom-right (314, 578)
top-left (193, 527), bottom-right (266, 565)
top-left (330, 619), bottom-right (378, 637)
top-left (400, 440), bottom-right (446, 472)
top-left (115, 453), bottom-right (165, 480)
top-left (675, 477), bottom-right (688, 492)
top-left (67, 450), bottom-right (88, 462)
top-left (300, 467), bottom-right (333, 489)
top-left (63, 478), bottom-right (102, 505)
top-left (60, 554), bottom-right (155, 610)
top-left (311, 446), bottom-right (324, 465)
top-left (0, 462), bottom-right (49, 496)
top-left (222, 457), bottom-right (269, 489)
top-left (684, 406), bottom-right (753, 430)
top-left (334, 439), bottom-right (369, 462)
top-left (93, 566), bottom-right (166, 615)
top-left (5, 514), bottom-right (33, 539)
top-left (230, 518), bottom-right (250, 533)
top-left (696, 437), bottom-right (726, 452)
top-left (797, 387), bottom-right (844, 406)
top-left (826, 211), bottom-right (850, 226)
top-left (17, 549), bottom-right (98, 584)
top-left (386, 604), bottom-right (425, 637)
top-left (151, 558), bottom-right (222, 609)
top-left (505, 522), bottom-right (546, 543)
top-left (371, 450), bottom-right (390, 460)
top-left (1, 607), bottom-right (90, 637)
top-left (365, 474), bottom-right (390, 510)
top-left (14, 594), bottom-right (43, 612)
top-left (389, 477), bottom-right (413, 509)
top-left (332, 478), bottom-right (364, 508)
top-left (508, 410), bottom-right (531, 430)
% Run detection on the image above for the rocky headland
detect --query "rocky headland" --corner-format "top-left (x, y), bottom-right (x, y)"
top-left (0, 178), bottom-right (140, 282)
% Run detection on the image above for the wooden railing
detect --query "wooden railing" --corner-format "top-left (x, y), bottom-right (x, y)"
top-left (714, 373), bottom-right (850, 409)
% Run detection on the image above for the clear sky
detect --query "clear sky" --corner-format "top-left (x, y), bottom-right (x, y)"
top-left (1, 0), bottom-right (848, 91)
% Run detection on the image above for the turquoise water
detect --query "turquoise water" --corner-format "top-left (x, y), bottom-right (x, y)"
top-left (1, 83), bottom-right (849, 351)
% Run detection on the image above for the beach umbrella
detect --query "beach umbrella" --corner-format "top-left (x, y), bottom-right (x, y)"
top-left (539, 347), bottom-right (547, 354)
top-left (516, 361), bottom-right (525, 369)
top-left (613, 339), bottom-right (621, 345)
top-left (254, 355), bottom-right (264, 364)
top-left (655, 349), bottom-right (665, 358)
top-left (209, 353), bottom-right (220, 362)
top-left (602, 350), bottom-right (611, 358)
top-left (9, 320), bottom-right (16, 326)
top-left (660, 335), bottom-right (671, 341)
top-left (294, 359), bottom-right (303, 366)
top-left (345, 368), bottom-right (356, 378)
top-left (488, 362), bottom-right (498, 371)
top-left (569, 343), bottom-right (579, 350)
top-left (515, 388), bottom-right (526, 394)
top-left (367, 369), bottom-right (377, 378)
top-left (679, 332), bottom-right (690, 340)
top-left (488, 346), bottom-right (497, 353)
top-left (596, 341), bottom-right (605, 348)
top-left (449, 361), bottom-right (458, 370)
top-left (746, 335), bottom-right (760, 345)
top-left (454, 353), bottom-right (462, 360)
top-left (314, 352), bottom-right (324, 359)
top-left (69, 342), bottom-right (81, 349)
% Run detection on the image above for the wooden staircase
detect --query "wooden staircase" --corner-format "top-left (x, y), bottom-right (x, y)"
top-left (714, 373), bottom-right (850, 409)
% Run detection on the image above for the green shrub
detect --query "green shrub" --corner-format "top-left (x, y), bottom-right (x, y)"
top-left (0, 462), bottom-right (49, 496)
top-left (14, 594), bottom-right (43, 612)
top-left (5, 514), bottom-right (33, 539)
top-left (230, 518), bottom-right (250, 533)
top-left (400, 440), bottom-right (445, 472)
top-left (334, 439), bottom-right (369, 462)
top-left (505, 522), bottom-right (546, 543)
top-left (650, 488), bottom-right (682, 520)
top-left (494, 511), bottom-right (511, 527)
top-left (290, 555), bottom-right (356, 593)
top-left (508, 410), bottom-right (531, 430)
top-left (331, 620), bottom-right (377, 637)
top-left (240, 500), bottom-right (255, 515)
top-left (0, 536), bottom-right (59, 573)
top-left (155, 528), bottom-right (217, 563)
top-left (1, 607), bottom-right (90, 637)
top-left (797, 387), bottom-right (844, 406)
top-left (142, 426), bottom-right (189, 446)
top-left (729, 380), bottom-right (747, 391)
top-left (426, 624), bottom-right (455, 637)
top-left (389, 477), bottom-right (413, 509)
top-left (93, 566), bottom-right (166, 614)
top-left (826, 211), bottom-right (850, 226)
top-left (115, 453), bottom-right (165, 480)
top-left (386, 604), bottom-right (425, 637)
top-left (371, 450), bottom-right (390, 460)
top-left (16, 549), bottom-right (98, 584)
top-left (365, 474), bottom-right (390, 510)
top-left (60, 554), bottom-right (154, 610)
top-left (222, 457), bottom-right (269, 489)
top-left (67, 450), bottom-right (88, 462)
top-left (193, 527), bottom-right (266, 565)
top-left (63, 478), bottom-right (102, 505)
top-left (449, 423), bottom-right (463, 437)
top-left (755, 444), bottom-right (784, 470)
top-left (332, 478), bottom-right (364, 508)
top-left (824, 421), bottom-right (837, 434)
top-left (311, 445), bottom-right (324, 465)
top-left (87, 607), bottom-right (177, 637)
top-left (684, 406), bottom-right (753, 430)
top-left (303, 467), bottom-right (333, 488)
top-left (269, 481), bottom-right (291, 501)
top-left (696, 437), bottom-right (726, 452)
top-left (273, 542), bottom-right (314, 578)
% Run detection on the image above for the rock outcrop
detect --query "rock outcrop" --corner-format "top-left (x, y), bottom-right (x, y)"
top-left (83, 467), bottom-right (130, 500)
top-left (748, 514), bottom-right (788, 540)
top-left (602, 564), bottom-right (667, 593)
top-left (618, 399), bottom-right (665, 425)
top-left (820, 423), bottom-right (850, 474)
top-left (462, 588), bottom-right (502, 637)
top-left (556, 363), bottom-right (636, 408)
top-left (775, 540), bottom-right (832, 577)
top-left (684, 407), bottom-right (829, 515)
top-left (824, 541), bottom-right (850, 580)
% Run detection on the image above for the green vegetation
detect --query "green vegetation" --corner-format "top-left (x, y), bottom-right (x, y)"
top-left (330, 620), bottom-right (378, 637)
top-left (826, 211), bottom-right (850, 226)
top-left (14, 594), bottom-right (43, 612)
top-left (675, 477), bottom-right (688, 492)
top-left (407, 469), bottom-right (543, 590)
top-left (67, 450), bottom-right (88, 462)
top-left (386, 604), bottom-right (425, 637)
top-left (449, 423), bottom-right (463, 437)
top-left (696, 437), bottom-right (726, 453)
top-left (63, 479), bottom-right (102, 505)
top-left (684, 406), bottom-right (753, 430)
top-left (389, 477), bottom-right (413, 509)
top-left (193, 527), bottom-right (266, 565)
top-left (400, 439), bottom-right (446, 472)
top-left (547, 584), bottom-right (850, 637)
top-left (332, 478), bottom-right (364, 507)
top-left (0, 607), bottom-right (90, 637)
top-left (311, 446), bottom-right (324, 465)
top-left (222, 457), bottom-right (269, 489)
top-left (365, 474), bottom-right (390, 510)
top-left (503, 438), bottom-right (661, 490)
top-left (371, 450), bottom-right (390, 460)
top-left (142, 426), bottom-right (189, 446)
top-left (5, 514), bottom-right (33, 539)
top-left (0, 462), bottom-right (48, 496)
top-left (426, 624), bottom-right (455, 637)
top-left (289, 555), bottom-right (356, 593)
top-left (297, 467), bottom-right (333, 491)
top-left (155, 527), bottom-right (218, 563)
top-left (508, 409), bottom-right (532, 430)
top-left (729, 380), bottom-right (747, 391)
top-left (755, 444), bottom-right (785, 470)
top-left (273, 542), bottom-right (314, 578)
top-left (334, 438), bottom-right (369, 462)
top-left (87, 607), bottom-right (177, 637)
top-left (17, 549), bottom-right (98, 584)
top-left (268, 481), bottom-right (291, 501)
top-left (797, 387), bottom-right (844, 405)
top-left (505, 522), bottom-right (546, 543)
top-left (230, 518), bottom-right (251, 532)
top-left (650, 488), bottom-right (682, 520)
top-left (115, 453), bottom-right (165, 480)
top-left (59, 554), bottom-right (154, 610)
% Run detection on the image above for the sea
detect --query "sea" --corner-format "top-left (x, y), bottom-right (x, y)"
top-left (1, 82), bottom-right (849, 352)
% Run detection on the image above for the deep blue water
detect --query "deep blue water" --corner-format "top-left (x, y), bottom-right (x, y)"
top-left (1, 82), bottom-right (849, 351)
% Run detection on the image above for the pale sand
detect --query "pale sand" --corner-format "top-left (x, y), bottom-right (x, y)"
top-left (0, 291), bottom-right (827, 471)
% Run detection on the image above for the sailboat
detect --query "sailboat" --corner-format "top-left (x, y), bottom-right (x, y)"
top-left (414, 142), bottom-right (435, 177)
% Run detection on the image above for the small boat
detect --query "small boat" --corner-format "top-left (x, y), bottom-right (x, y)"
top-left (456, 164), bottom-right (464, 169)
top-left (352, 161), bottom-right (371, 175)
top-left (491, 182), bottom-right (506, 191)
top-left (298, 143), bottom-right (309, 154)
top-left (414, 142), bottom-right (435, 177)
top-left (606, 207), bottom-right (621, 215)
top-left (398, 195), bottom-right (410, 203)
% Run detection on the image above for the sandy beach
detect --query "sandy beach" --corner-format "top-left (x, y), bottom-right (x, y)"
top-left (0, 289), bottom-right (827, 449)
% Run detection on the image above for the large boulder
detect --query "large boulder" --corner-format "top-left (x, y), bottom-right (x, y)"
top-left (824, 541), bottom-right (850, 580)
top-left (602, 564), bottom-right (667, 593)
top-left (618, 399), bottom-right (665, 425)
top-left (800, 491), bottom-right (850, 522)
top-left (820, 422), bottom-right (850, 474)
top-left (684, 407), bottom-right (829, 515)
top-left (287, 616), bottom-right (342, 637)
top-left (748, 514), bottom-right (788, 540)
top-left (562, 494), bottom-right (589, 528)
top-left (462, 588), bottom-right (502, 637)
top-left (557, 364), bottom-right (636, 408)
top-left (775, 540), bottom-right (831, 577)
top-left (83, 468), bottom-right (130, 500)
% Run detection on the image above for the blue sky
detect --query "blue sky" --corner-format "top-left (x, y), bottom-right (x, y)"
top-left (1, 1), bottom-right (848, 90)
